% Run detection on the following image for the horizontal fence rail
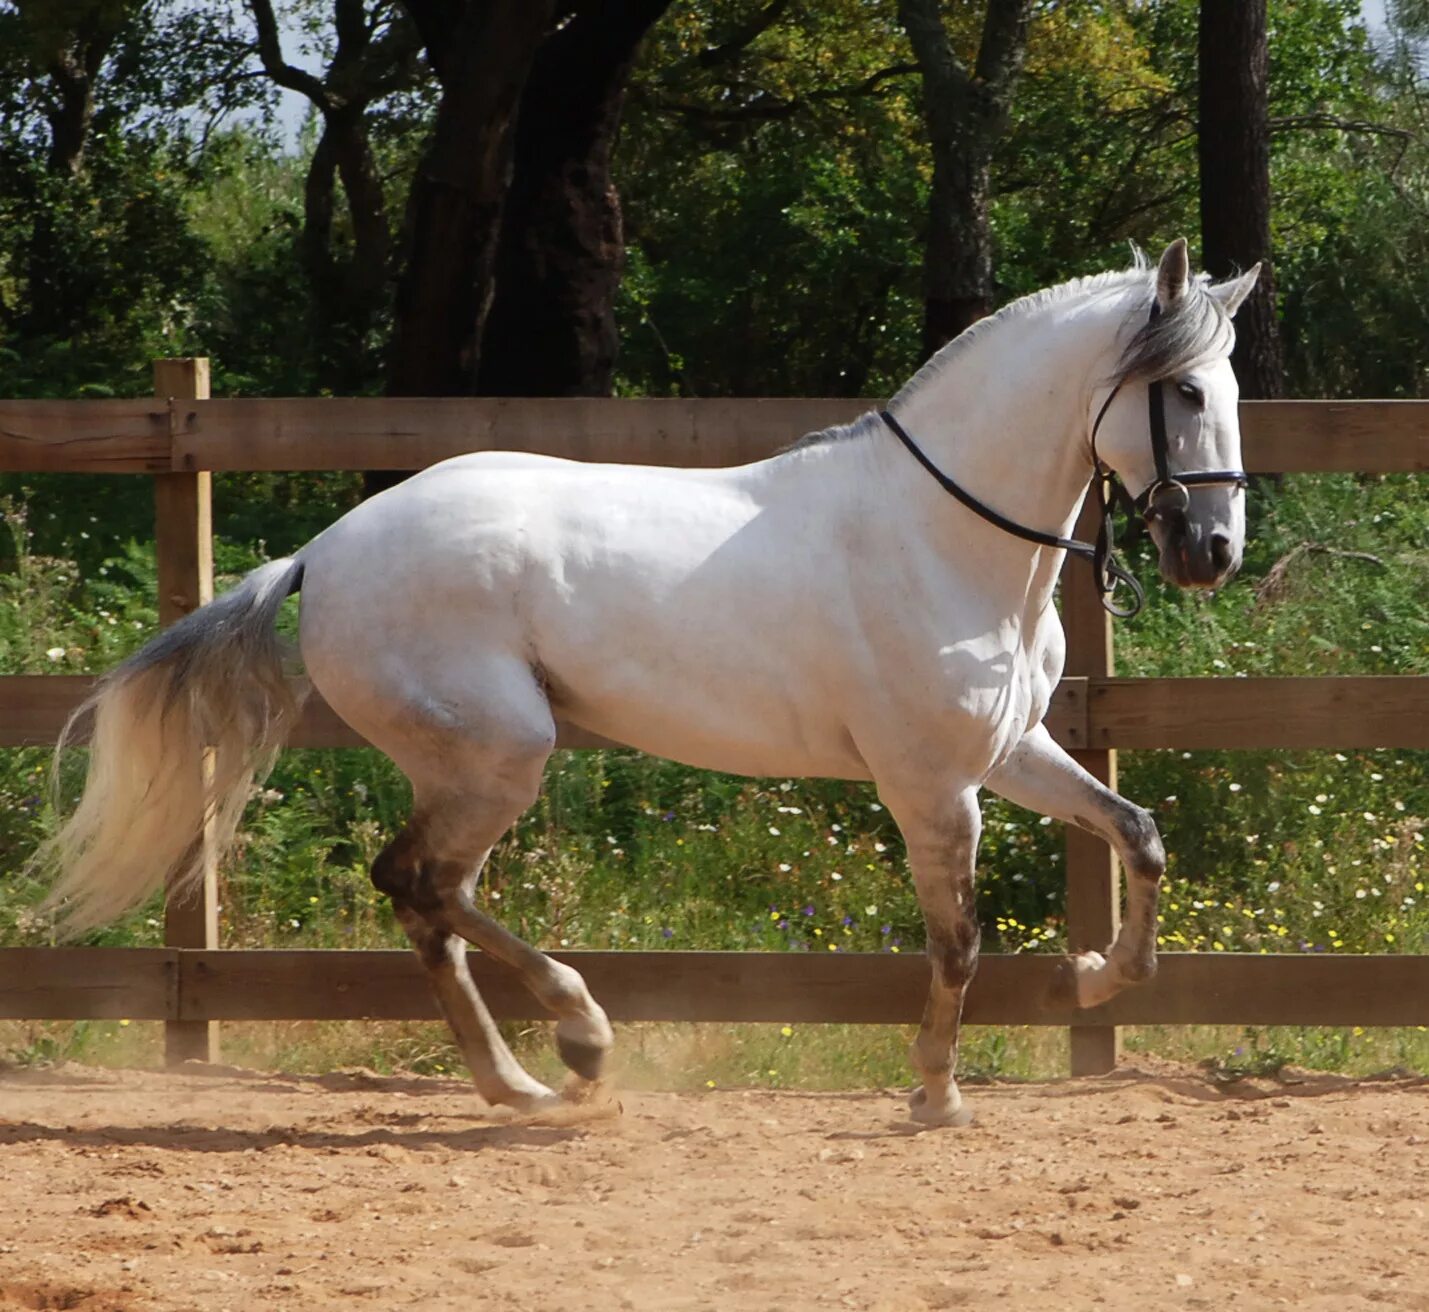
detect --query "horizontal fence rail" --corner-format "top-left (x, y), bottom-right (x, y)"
top-left (2, 949), bottom-right (1426, 1028)
top-left (4, 675), bottom-right (1428, 751)
top-left (1, 397), bottom-right (1427, 474)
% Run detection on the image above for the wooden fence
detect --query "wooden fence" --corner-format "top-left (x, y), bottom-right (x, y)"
top-left (1, 361), bottom-right (1426, 1074)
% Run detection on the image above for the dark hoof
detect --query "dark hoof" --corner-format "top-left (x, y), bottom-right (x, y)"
top-left (556, 1033), bottom-right (609, 1082)
top-left (1046, 957), bottom-right (1079, 1010)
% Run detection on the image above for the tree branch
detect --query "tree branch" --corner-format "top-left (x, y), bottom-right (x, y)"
top-left (974, 0), bottom-right (1034, 95)
top-left (334, 0), bottom-right (368, 55)
top-left (648, 62), bottom-right (917, 126)
top-left (897, 0), bottom-right (969, 107)
top-left (395, 0), bottom-right (465, 77)
top-left (1268, 112), bottom-right (1415, 141)
top-left (249, 0), bottom-right (331, 108)
top-left (696, 0), bottom-right (791, 68)
top-left (1255, 541), bottom-right (1386, 606)
top-left (362, 13), bottom-right (425, 97)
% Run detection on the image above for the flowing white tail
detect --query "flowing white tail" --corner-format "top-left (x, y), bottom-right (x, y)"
top-left (37, 556), bottom-right (307, 934)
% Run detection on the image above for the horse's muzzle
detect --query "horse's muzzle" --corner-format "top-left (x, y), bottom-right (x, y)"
top-left (1155, 516), bottom-right (1241, 589)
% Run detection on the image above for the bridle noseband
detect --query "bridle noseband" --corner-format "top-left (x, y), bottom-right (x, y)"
top-left (880, 305), bottom-right (1248, 619)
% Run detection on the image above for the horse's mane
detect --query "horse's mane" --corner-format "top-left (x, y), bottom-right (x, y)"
top-left (793, 253), bottom-right (1234, 451)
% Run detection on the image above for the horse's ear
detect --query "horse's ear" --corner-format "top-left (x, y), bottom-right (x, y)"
top-left (1155, 238), bottom-right (1190, 310)
top-left (1208, 264), bottom-right (1262, 318)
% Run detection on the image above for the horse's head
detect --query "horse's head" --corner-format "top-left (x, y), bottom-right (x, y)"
top-left (1091, 239), bottom-right (1260, 591)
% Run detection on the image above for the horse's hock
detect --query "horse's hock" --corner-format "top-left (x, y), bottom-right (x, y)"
top-left (0, 365), bottom-right (1426, 1072)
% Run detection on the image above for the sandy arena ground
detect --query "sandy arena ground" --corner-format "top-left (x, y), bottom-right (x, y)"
top-left (0, 1060), bottom-right (1425, 1312)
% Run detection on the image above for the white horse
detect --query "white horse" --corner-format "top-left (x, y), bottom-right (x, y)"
top-left (41, 239), bottom-right (1258, 1125)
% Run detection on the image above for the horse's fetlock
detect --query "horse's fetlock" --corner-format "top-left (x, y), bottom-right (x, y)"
top-left (1119, 951), bottom-right (1158, 985)
top-left (410, 923), bottom-right (455, 970)
top-left (909, 1038), bottom-right (952, 1080)
top-left (539, 960), bottom-right (591, 1013)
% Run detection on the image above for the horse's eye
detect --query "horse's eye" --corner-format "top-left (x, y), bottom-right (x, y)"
top-left (1176, 381), bottom-right (1205, 409)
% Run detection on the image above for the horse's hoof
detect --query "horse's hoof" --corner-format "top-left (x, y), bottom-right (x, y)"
top-left (1068, 950), bottom-right (1121, 1008)
top-left (1050, 951), bottom-right (1119, 1009)
top-left (556, 1031), bottom-right (609, 1083)
top-left (906, 1085), bottom-right (973, 1128)
top-left (504, 1083), bottom-right (562, 1114)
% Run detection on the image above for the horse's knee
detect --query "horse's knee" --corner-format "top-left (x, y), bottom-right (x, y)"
top-left (537, 958), bottom-right (591, 1012)
top-left (930, 916), bottom-right (981, 990)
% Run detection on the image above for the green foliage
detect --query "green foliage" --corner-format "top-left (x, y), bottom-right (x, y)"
top-left (185, 132), bottom-right (325, 398)
top-left (0, 133), bottom-right (211, 397)
top-left (616, 0), bottom-right (926, 396)
top-left (0, 0), bottom-right (277, 398)
top-left (2, 1), bottom-right (1426, 402)
top-left (610, 0), bottom-right (1429, 402)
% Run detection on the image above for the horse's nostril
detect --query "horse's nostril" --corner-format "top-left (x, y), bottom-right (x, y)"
top-left (1209, 532), bottom-right (1234, 573)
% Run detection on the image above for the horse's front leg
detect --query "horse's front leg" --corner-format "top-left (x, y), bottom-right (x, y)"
top-left (886, 785), bottom-right (982, 1127)
top-left (985, 722), bottom-right (1166, 1007)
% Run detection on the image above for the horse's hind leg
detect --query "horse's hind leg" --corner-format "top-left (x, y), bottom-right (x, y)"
top-left (358, 668), bottom-right (614, 1102)
top-left (377, 827), bottom-right (558, 1111)
top-left (377, 806), bottom-right (615, 1087)
top-left (985, 723), bottom-right (1166, 1008)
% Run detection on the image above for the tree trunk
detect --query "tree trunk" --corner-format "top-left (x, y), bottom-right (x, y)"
top-left (301, 126), bottom-right (339, 295)
top-left (44, 51), bottom-right (97, 176)
top-left (922, 137), bottom-right (995, 350)
top-left (17, 0), bottom-right (128, 176)
top-left (329, 102), bottom-right (390, 314)
top-left (476, 0), bottom-right (670, 397)
top-left (386, 1), bottom-right (556, 397)
top-left (898, 0), bottom-right (1033, 361)
top-left (15, 4), bottom-right (128, 339)
top-left (1198, 0), bottom-right (1284, 398)
top-left (301, 104), bottom-right (392, 390)
top-left (250, 0), bottom-right (419, 393)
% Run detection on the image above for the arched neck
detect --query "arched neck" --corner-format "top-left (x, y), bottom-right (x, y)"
top-left (885, 303), bottom-right (1110, 545)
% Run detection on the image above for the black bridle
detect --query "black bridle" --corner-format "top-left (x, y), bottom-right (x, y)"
top-left (879, 311), bottom-right (1248, 618)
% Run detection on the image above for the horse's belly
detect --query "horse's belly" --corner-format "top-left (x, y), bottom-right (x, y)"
top-left (544, 655), bottom-right (872, 781)
top-left (560, 713), bottom-right (871, 781)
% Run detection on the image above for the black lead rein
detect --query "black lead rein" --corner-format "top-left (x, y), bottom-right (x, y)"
top-left (880, 306), bottom-right (1249, 619)
top-left (880, 405), bottom-right (1147, 618)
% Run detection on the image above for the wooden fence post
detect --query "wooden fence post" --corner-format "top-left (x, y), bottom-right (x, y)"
top-left (1061, 495), bottom-right (1121, 1076)
top-left (153, 358), bottom-right (218, 1065)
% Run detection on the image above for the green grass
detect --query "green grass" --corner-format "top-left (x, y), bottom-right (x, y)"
top-left (0, 471), bottom-right (1425, 1082)
top-left (4, 1018), bottom-right (1425, 1092)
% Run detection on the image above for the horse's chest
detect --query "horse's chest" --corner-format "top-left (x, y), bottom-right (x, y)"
top-left (890, 616), bottom-right (1063, 770)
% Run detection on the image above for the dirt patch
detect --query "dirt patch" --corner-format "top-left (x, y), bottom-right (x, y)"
top-left (0, 1060), bottom-right (1425, 1310)
top-left (0, 1283), bottom-right (132, 1311)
